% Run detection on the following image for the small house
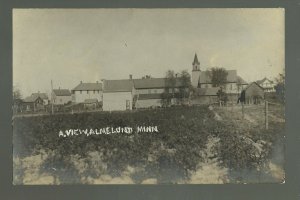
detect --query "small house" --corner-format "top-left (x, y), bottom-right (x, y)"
top-left (52, 88), bottom-right (72, 105)
top-left (83, 98), bottom-right (99, 110)
top-left (72, 81), bottom-right (103, 103)
top-left (31, 92), bottom-right (49, 105)
top-left (256, 77), bottom-right (276, 93)
top-left (22, 95), bottom-right (44, 112)
top-left (242, 82), bottom-right (265, 104)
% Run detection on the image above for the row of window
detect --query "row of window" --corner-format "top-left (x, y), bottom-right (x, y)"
top-left (77, 90), bottom-right (101, 94)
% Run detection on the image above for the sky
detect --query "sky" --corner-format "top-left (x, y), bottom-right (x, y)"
top-left (13, 8), bottom-right (284, 97)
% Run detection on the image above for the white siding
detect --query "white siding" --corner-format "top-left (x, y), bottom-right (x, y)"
top-left (103, 92), bottom-right (133, 111)
top-left (191, 71), bottom-right (201, 87)
top-left (73, 90), bottom-right (103, 103)
top-left (53, 95), bottom-right (72, 105)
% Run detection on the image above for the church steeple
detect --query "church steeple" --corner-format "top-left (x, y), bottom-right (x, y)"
top-left (192, 53), bottom-right (200, 71)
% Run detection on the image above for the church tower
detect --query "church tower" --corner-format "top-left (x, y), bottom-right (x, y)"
top-left (191, 53), bottom-right (201, 88)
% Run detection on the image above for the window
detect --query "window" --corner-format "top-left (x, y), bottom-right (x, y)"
top-left (126, 100), bottom-right (130, 110)
top-left (87, 91), bottom-right (89, 94)
top-left (230, 84), bottom-right (233, 90)
top-left (80, 90), bottom-right (82, 94)
top-left (93, 90), bottom-right (95, 94)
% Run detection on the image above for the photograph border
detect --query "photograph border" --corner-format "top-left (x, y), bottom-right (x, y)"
top-left (1, 0), bottom-right (300, 199)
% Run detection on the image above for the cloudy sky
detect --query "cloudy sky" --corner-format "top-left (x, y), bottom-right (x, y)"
top-left (13, 9), bottom-right (284, 97)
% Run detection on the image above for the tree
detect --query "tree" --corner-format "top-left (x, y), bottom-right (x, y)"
top-left (161, 70), bottom-right (176, 107)
top-left (274, 71), bottom-right (285, 103)
top-left (178, 70), bottom-right (191, 103)
top-left (209, 67), bottom-right (228, 87)
top-left (13, 86), bottom-right (22, 101)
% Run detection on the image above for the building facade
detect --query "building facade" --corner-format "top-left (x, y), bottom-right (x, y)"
top-left (102, 79), bottom-right (135, 111)
top-left (52, 88), bottom-right (72, 105)
top-left (71, 81), bottom-right (103, 103)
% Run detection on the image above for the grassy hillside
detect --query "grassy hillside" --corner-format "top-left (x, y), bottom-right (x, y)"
top-left (13, 105), bottom-right (285, 184)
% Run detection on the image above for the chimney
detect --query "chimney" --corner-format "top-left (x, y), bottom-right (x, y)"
top-left (129, 74), bottom-right (133, 79)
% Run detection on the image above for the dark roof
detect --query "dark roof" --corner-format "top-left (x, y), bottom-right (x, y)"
top-left (199, 70), bottom-right (237, 84)
top-left (103, 79), bottom-right (134, 92)
top-left (194, 87), bottom-right (219, 96)
top-left (72, 82), bottom-right (102, 91)
top-left (193, 53), bottom-right (200, 65)
top-left (84, 98), bottom-right (98, 104)
top-left (138, 94), bottom-right (163, 100)
top-left (23, 95), bottom-right (43, 103)
top-left (138, 93), bottom-right (183, 100)
top-left (31, 93), bottom-right (48, 99)
top-left (236, 76), bottom-right (248, 85)
top-left (133, 78), bottom-right (186, 89)
top-left (244, 82), bottom-right (264, 91)
top-left (256, 77), bottom-right (274, 85)
top-left (53, 89), bottom-right (71, 96)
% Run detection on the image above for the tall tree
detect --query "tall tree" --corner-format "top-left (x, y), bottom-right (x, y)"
top-left (178, 70), bottom-right (191, 101)
top-left (209, 67), bottom-right (228, 87)
top-left (161, 70), bottom-right (176, 107)
top-left (13, 86), bottom-right (22, 101)
top-left (274, 71), bottom-right (285, 103)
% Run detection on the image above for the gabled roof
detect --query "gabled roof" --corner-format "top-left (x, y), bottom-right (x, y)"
top-left (72, 82), bottom-right (102, 91)
top-left (193, 53), bottom-right (200, 65)
top-left (53, 89), bottom-right (71, 96)
top-left (194, 87), bottom-right (219, 96)
top-left (199, 70), bottom-right (237, 84)
top-left (243, 82), bottom-right (264, 91)
top-left (237, 76), bottom-right (248, 85)
top-left (23, 95), bottom-right (43, 103)
top-left (133, 78), bottom-right (186, 89)
top-left (256, 77), bottom-right (274, 85)
top-left (103, 79), bottom-right (134, 93)
top-left (31, 93), bottom-right (48, 99)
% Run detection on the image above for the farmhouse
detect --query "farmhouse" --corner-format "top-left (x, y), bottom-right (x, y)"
top-left (102, 79), bottom-right (135, 111)
top-left (256, 77), bottom-right (276, 93)
top-left (191, 53), bottom-right (248, 103)
top-left (52, 88), bottom-right (72, 105)
top-left (22, 95), bottom-right (44, 112)
top-left (242, 82), bottom-right (265, 104)
top-left (71, 81), bottom-right (102, 103)
top-left (31, 92), bottom-right (49, 105)
top-left (133, 77), bottom-right (188, 108)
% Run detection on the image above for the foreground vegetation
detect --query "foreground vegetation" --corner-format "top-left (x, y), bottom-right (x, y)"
top-left (13, 104), bottom-right (285, 184)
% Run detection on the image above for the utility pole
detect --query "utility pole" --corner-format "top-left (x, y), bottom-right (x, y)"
top-left (51, 80), bottom-right (54, 114)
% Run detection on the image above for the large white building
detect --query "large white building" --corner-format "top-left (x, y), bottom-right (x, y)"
top-left (71, 81), bottom-right (103, 103)
top-left (102, 79), bottom-right (135, 111)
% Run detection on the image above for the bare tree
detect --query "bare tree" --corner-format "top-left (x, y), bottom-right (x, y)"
top-left (209, 67), bottom-right (228, 87)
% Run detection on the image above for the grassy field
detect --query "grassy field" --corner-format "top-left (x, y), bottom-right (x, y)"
top-left (13, 104), bottom-right (285, 184)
